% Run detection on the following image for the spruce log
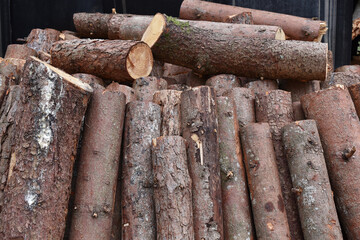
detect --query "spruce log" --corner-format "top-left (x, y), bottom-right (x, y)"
top-left (72, 73), bottom-right (105, 88)
top-left (121, 101), bottom-right (161, 240)
top-left (301, 86), bottom-right (360, 238)
top-left (255, 90), bottom-right (303, 240)
top-left (279, 80), bottom-right (320, 102)
top-left (179, 0), bottom-right (327, 41)
top-left (292, 102), bottom-right (305, 121)
top-left (26, 28), bottom-right (60, 53)
top-left (152, 136), bottom-right (194, 239)
top-left (73, 12), bottom-right (113, 38)
top-left (335, 65), bottom-right (360, 74)
top-left (4, 44), bottom-right (37, 60)
top-left (241, 123), bottom-right (290, 239)
top-left (180, 86), bottom-right (223, 239)
top-left (243, 79), bottom-right (278, 95)
top-left (282, 120), bottom-right (343, 240)
top-left (51, 39), bottom-right (153, 83)
top-left (321, 72), bottom-right (360, 89)
top-left (206, 74), bottom-right (241, 97)
top-left (133, 76), bottom-right (167, 101)
top-left (142, 14), bottom-right (328, 81)
top-left (0, 57), bottom-right (92, 239)
top-left (153, 90), bottom-right (182, 136)
top-left (107, 82), bottom-right (136, 104)
top-left (216, 96), bottom-right (254, 240)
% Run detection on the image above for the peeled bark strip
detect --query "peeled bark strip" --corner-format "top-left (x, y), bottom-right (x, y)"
top-left (225, 12), bottom-right (253, 24)
top-left (241, 123), bottom-right (290, 239)
top-left (243, 79), bottom-right (279, 95)
top-left (72, 73), bottom-right (105, 88)
top-left (255, 90), bottom-right (302, 240)
top-left (292, 102), bottom-right (305, 121)
top-left (73, 12), bottom-right (113, 38)
top-left (279, 80), bottom-right (320, 102)
top-left (133, 76), bottom-right (167, 101)
top-left (335, 65), bottom-right (360, 74)
top-left (0, 57), bottom-right (92, 239)
top-left (282, 120), bottom-right (343, 240)
top-left (51, 39), bottom-right (153, 83)
top-left (143, 14), bottom-right (328, 81)
top-left (152, 136), bottom-right (194, 239)
top-left (153, 90), bottom-right (182, 136)
top-left (0, 58), bottom-right (26, 85)
top-left (121, 101), bottom-right (161, 240)
top-left (321, 72), bottom-right (360, 89)
top-left (179, 0), bottom-right (327, 41)
top-left (26, 28), bottom-right (60, 53)
top-left (206, 74), bottom-right (241, 97)
top-left (4, 44), bottom-right (37, 59)
top-left (107, 82), bottom-right (136, 104)
top-left (216, 97), bottom-right (254, 240)
top-left (181, 86), bottom-right (223, 240)
top-left (301, 86), bottom-right (360, 238)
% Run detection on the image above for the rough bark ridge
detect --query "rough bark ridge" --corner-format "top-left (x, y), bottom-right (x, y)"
top-left (301, 86), bottom-right (360, 238)
top-left (206, 74), bottom-right (241, 97)
top-left (216, 97), bottom-right (254, 240)
top-left (73, 12), bottom-right (113, 38)
top-left (243, 79), bottom-right (278, 95)
top-left (321, 72), bottom-right (360, 89)
top-left (133, 76), bottom-right (168, 101)
top-left (152, 136), bottom-right (194, 239)
top-left (26, 28), bottom-right (60, 53)
top-left (0, 57), bottom-right (92, 239)
top-left (241, 123), bottom-right (290, 239)
top-left (279, 80), bottom-right (320, 102)
top-left (180, 86), bottom-right (223, 240)
top-left (4, 44), bottom-right (37, 60)
top-left (282, 120), bottom-right (343, 240)
top-left (121, 101), bottom-right (161, 240)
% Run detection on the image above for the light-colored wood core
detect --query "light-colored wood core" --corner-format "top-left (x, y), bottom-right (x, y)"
top-left (275, 28), bottom-right (286, 40)
top-left (126, 42), bottom-right (153, 79)
top-left (141, 13), bottom-right (166, 47)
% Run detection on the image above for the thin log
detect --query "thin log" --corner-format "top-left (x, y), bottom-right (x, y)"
top-left (321, 72), bottom-right (360, 89)
top-left (292, 101), bottom-right (305, 121)
top-left (206, 74), bottom-right (241, 97)
top-left (133, 76), bottom-right (167, 101)
top-left (279, 80), bottom-right (320, 102)
top-left (73, 12), bottom-right (113, 38)
top-left (4, 44), bottom-right (37, 60)
top-left (106, 82), bottom-right (136, 104)
top-left (26, 28), bottom-right (60, 53)
top-left (243, 79), bottom-right (279, 95)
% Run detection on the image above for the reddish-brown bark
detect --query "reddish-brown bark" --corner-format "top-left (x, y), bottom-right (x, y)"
top-left (73, 12), bottom-right (113, 38)
top-left (0, 58), bottom-right (26, 85)
top-left (106, 82), bottom-right (136, 104)
top-left (206, 74), bottom-right (241, 97)
top-left (335, 65), bottom-right (360, 74)
top-left (4, 44), bottom-right (37, 60)
top-left (167, 84), bottom-right (191, 91)
top-left (59, 31), bottom-right (80, 41)
top-left (26, 28), bottom-right (60, 53)
top-left (321, 72), bottom-right (360, 89)
top-left (72, 73), bottom-right (105, 88)
top-left (279, 80), bottom-right (320, 102)
top-left (133, 76), bottom-right (168, 101)
top-left (292, 101), bottom-right (305, 121)
top-left (243, 79), bottom-right (279, 95)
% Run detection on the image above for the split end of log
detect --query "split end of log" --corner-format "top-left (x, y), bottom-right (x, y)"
top-left (141, 13), bottom-right (166, 48)
top-left (315, 22), bottom-right (328, 42)
top-left (126, 42), bottom-right (154, 79)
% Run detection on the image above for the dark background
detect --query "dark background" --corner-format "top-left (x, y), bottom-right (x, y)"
top-left (0, 0), bottom-right (355, 68)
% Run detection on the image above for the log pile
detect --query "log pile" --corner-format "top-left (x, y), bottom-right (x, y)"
top-left (4, 1), bottom-right (360, 239)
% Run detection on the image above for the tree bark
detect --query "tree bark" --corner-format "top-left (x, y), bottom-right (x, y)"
top-left (292, 102), bottom-right (305, 121)
top-left (51, 39), bottom-right (153, 83)
top-left (0, 58), bottom-right (26, 85)
top-left (106, 82), bottom-right (136, 104)
top-left (335, 65), bottom-right (360, 74)
top-left (225, 12), bottom-right (253, 24)
top-left (72, 73), bottom-right (105, 88)
top-left (73, 12), bottom-right (113, 38)
top-left (243, 79), bottom-right (278, 95)
top-left (279, 80), bottom-right (320, 102)
top-left (152, 136), bottom-right (194, 239)
top-left (321, 72), bottom-right (360, 89)
top-left (301, 86), bottom-right (360, 238)
top-left (0, 75), bottom-right (9, 107)
top-left (179, 0), bottom-right (327, 41)
top-left (121, 101), bottom-right (161, 240)
top-left (4, 44), bottom-right (37, 60)
top-left (26, 28), bottom-right (60, 53)
top-left (143, 14), bottom-right (328, 81)
top-left (168, 84), bottom-right (191, 91)
top-left (240, 123), bottom-right (290, 239)
top-left (206, 74), bottom-right (241, 97)
top-left (0, 57), bottom-right (92, 240)
top-left (180, 86), bottom-right (223, 240)
top-left (133, 76), bottom-right (167, 101)
top-left (216, 96), bottom-right (254, 240)
top-left (282, 120), bottom-right (343, 240)
top-left (59, 31), bottom-right (80, 41)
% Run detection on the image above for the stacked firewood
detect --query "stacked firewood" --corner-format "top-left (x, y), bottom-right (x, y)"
top-left (1, 0), bottom-right (360, 239)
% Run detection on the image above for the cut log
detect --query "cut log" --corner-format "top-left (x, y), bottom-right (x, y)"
top-left (0, 57), bottom-right (92, 239)
top-left (292, 102), bottom-right (305, 121)
top-left (153, 90), bottom-right (182, 136)
top-left (51, 39), bottom-right (153, 83)
top-left (321, 72), bottom-right (360, 89)
top-left (142, 14), bottom-right (328, 81)
top-left (0, 58), bottom-right (26, 85)
top-left (335, 65), bottom-right (360, 74)
top-left (216, 96), bottom-right (254, 240)
top-left (106, 82), bottom-right (136, 104)
top-left (241, 123), bottom-right (290, 239)
top-left (279, 80), bottom-right (320, 102)
top-left (4, 44), bottom-right (37, 60)
top-left (243, 79), bottom-right (278, 95)
top-left (225, 12), bottom-right (253, 24)
top-left (152, 136), bottom-right (194, 239)
top-left (121, 101), bottom-right (161, 240)
top-left (26, 28), bottom-right (60, 53)
top-left (180, 86), bottom-right (223, 239)
top-left (133, 76), bottom-right (167, 101)
top-left (206, 74), bottom-right (241, 97)
top-left (72, 73), bottom-right (105, 88)
top-left (73, 12), bottom-right (113, 38)
top-left (255, 90), bottom-right (303, 240)
top-left (301, 86), bottom-right (360, 238)
top-left (179, 0), bottom-right (327, 41)
top-left (282, 120), bottom-right (343, 240)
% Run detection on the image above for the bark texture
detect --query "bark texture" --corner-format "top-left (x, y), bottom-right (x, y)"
top-left (106, 82), bottom-right (136, 104)
top-left (335, 65), bottom-right (360, 74)
top-left (0, 75), bottom-right (9, 106)
top-left (72, 73), bottom-right (105, 88)
top-left (121, 101), bottom-right (161, 240)
top-left (0, 57), bottom-right (92, 239)
top-left (321, 72), bottom-right (360, 89)
top-left (133, 76), bottom-right (168, 101)
top-left (4, 44), bottom-right (37, 60)
top-left (26, 28), bottom-right (60, 53)
top-left (292, 101), bottom-right (305, 121)
top-left (279, 80), bottom-right (321, 102)
top-left (301, 86), bottom-right (360, 238)
top-left (73, 12), bottom-right (113, 38)
top-left (243, 79), bottom-right (279, 95)
top-left (206, 74), bottom-right (241, 97)
top-left (225, 12), bottom-right (253, 24)
top-left (216, 96), bottom-right (254, 240)
top-left (241, 123), bottom-right (290, 239)
top-left (152, 136), bottom-right (194, 240)
top-left (180, 86), bottom-right (223, 240)
top-left (282, 120), bottom-right (343, 240)
top-left (168, 84), bottom-right (191, 91)
top-left (0, 58), bottom-right (26, 85)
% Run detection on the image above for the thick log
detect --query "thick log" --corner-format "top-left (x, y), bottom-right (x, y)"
top-left (0, 58), bottom-right (26, 85)
top-left (153, 90), bottom-right (182, 136)
top-left (26, 28), bottom-right (60, 53)
top-left (180, 86), bottom-right (223, 239)
top-left (225, 12), bottom-right (253, 24)
top-left (133, 76), bottom-right (167, 101)
top-left (206, 74), bottom-right (241, 97)
top-left (240, 123), bottom-right (290, 239)
top-left (292, 102), bottom-right (305, 121)
top-left (301, 86), bottom-right (360, 238)
top-left (282, 120), bottom-right (343, 240)
top-left (107, 82), bottom-right (136, 104)
top-left (321, 72), bottom-right (360, 89)
top-left (72, 73), bottom-right (105, 88)
top-left (152, 136), bottom-right (194, 239)
top-left (51, 39), bottom-right (153, 83)
top-left (73, 12), bottom-right (113, 38)
top-left (216, 96), bottom-right (254, 240)
top-left (4, 44), bottom-right (37, 59)
top-left (335, 65), bottom-right (360, 74)
top-left (279, 80), bottom-right (320, 102)
top-left (0, 57), bottom-right (92, 239)
top-left (179, 0), bottom-right (327, 41)
top-left (243, 79), bottom-right (278, 95)
top-left (143, 14), bottom-right (328, 81)
top-left (255, 90), bottom-right (302, 240)
top-left (121, 101), bottom-right (161, 240)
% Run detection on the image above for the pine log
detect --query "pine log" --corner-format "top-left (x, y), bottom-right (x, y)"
top-left (72, 73), bottom-right (105, 88)
top-left (51, 39), bottom-right (153, 83)
top-left (0, 57), bottom-right (92, 239)
top-left (282, 120), bottom-right (343, 240)
top-left (26, 28), bottom-right (60, 53)
top-left (133, 76), bottom-right (167, 101)
top-left (243, 79), bottom-right (279, 95)
top-left (321, 72), bottom-right (360, 89)
top-left (4, 44), bottom-right (37, 60)
top-left (255, 90), bottom-right (303, 240)
top-left (152, 136), bottom-right (194, 239)
top-left (121, 101), bottom-right (161, 240)
top-left (0, 58), bottom-right (26, 85)
top-left (335, 65), bottom-right (360, 74)
top-left (225, 12), bottom-right (253, 24)
top-left (180, 86), bottom-right (223, 239)
top-left (206, 74), bottom-right (241, 97)
top-left (216, 96), bottom-right (254, 240)
top-left (143, 14), bottom-right (328, 81)
top-left (73, 12), bottom-right (113, 38)
top-left (301, 86), bottom-right (360, 238)
top-left (292, 102), bottom-right (305, 121)
top-left (279, 80), bottom-right (320, 102)
top-left (106, 82), bottom-right (136, 104)
top-left (241, 123), bottom-right (290, 239)
top-left (153, 90), bottom-right (182, 136)
top-left (179, 0), bottom-right (327, 41)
